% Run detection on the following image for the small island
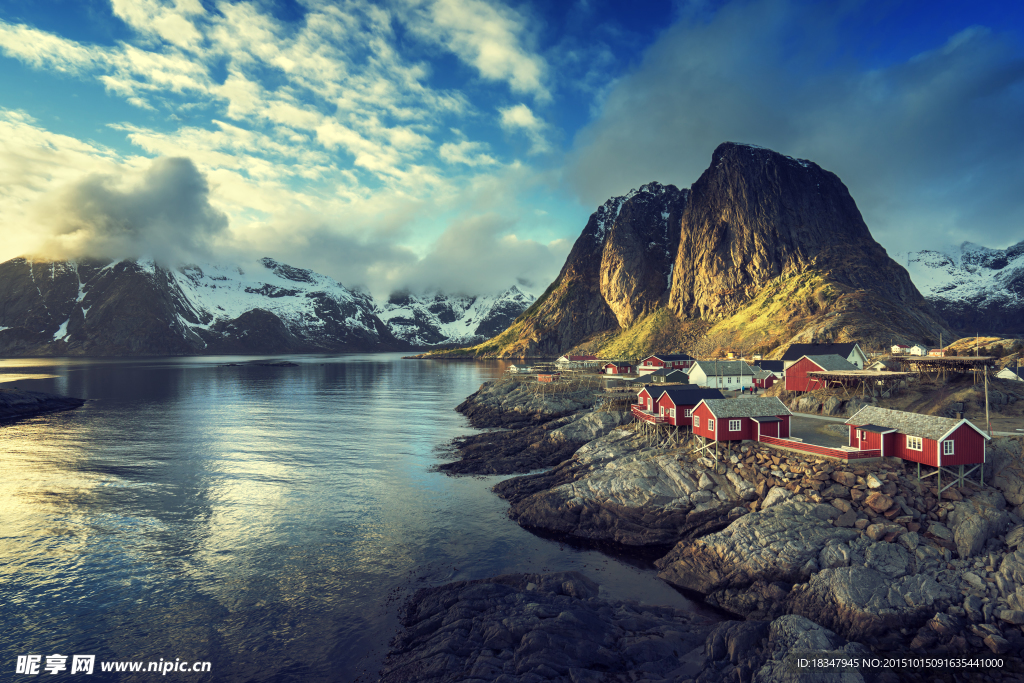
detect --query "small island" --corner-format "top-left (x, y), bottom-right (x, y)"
top-left (0, 387), bottom-right (86, 422)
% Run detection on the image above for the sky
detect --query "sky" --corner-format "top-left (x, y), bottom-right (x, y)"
top-left (1, 0), bottom-right (1022, 298)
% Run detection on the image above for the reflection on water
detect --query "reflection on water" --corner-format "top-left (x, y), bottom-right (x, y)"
top-left (0, 354), bottom-right (710, 681)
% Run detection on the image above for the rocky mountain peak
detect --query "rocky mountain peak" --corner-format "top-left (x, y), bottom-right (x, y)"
top-left (668, 141), bottom-right (918, 320)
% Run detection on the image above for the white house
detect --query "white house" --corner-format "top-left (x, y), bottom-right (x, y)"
top-left (908, 344), bottom-right (929, 356)
top-left (686, 360), bottom-right (757, 390)
top-left (891, 344), bottom-right (911, 355)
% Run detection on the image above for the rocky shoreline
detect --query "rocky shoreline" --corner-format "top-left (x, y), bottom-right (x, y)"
top-left (0, 387), bottom-right (86, 421)
top-left (386, 376), bottom-right (1024, 681)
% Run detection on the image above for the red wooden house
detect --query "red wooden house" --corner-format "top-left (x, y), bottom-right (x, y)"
top-left (638, 353), bottom-right (695, 374)
top-left (636, 385), bottom-right (660, 412)
top-left (653, 388), bottom-right (725, 426)
top-left (603, 362), bottom-right (634, 375)
top-left (845, 406), bottom-right (988, 466)
top-left (928, 348), bottom-right (947, 357)
top-left (691, 397), bottom-right (792, 442)
top-left (785, 354), bottom-right (858, 393)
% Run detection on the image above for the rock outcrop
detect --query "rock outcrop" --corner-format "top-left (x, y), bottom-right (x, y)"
top-left (380, 572), bottom-right (885, 683)
top-left (0, 387), bottom-right (86, 421)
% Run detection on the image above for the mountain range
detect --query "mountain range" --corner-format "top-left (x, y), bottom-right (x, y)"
top-left (900, 242), bottom-right (1024, 335)
top-left (0, 257), bottom-right (534, 356)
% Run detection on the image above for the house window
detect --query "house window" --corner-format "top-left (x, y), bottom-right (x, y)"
top-left (660, 406), bottom-right (665, 415)
top-left (906, 435), bottom-right (923, 451)
top-left (858, 429), bottom-right (865, 441)
top-left (727, 377), bottom-right (732, 384)
top-left (943, 440), bottom-right (954, 456)
top-left (684, 408), bottom-right (692, 417)
top-left (694, 416), bottom-right (700, 428)
top-left (670, 408), bottom-right (676, 418)
top-left (708, 419), bottom-right (716, 432)
top-left (647, 398), bottom-right (652, 409)
top-left (729, 419), bottom-right (741, 432)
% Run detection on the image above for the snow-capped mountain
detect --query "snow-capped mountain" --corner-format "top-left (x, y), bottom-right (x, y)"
top-left (900, 240), bottom-right (1024, 334)
top-left (0, 256), bottom-right (401, 356)
top-left (374, 286), bottom-right (535, 346)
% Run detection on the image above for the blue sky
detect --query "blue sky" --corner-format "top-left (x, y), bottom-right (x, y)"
top-left (1, 0), bottom-right (1022, 297)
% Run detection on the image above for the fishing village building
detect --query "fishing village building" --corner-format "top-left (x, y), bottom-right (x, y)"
top-left (780, 342), bottom-right (868, 369)
top-left (691, 397), bottom-right (792, 442)
top-left (602, 362), bottom-right (634, 375)
top-left (637, 354), bottom-right (695, 374)
top-left (686, 360), bottom-right (757, 390)
top-left (845, 406), bottom-right (989, 468)
top-left (785, 354), bottom-right (859, 393)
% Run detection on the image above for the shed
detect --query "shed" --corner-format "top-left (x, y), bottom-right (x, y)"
top-left (687, 360), bottom-right (757, 390)
top-left (648, 367), bottom-right (689, 383)
top-left (603, 361), bottom-right (634, 375)
top-left (691, 397), bottom-right (792, 442)
top-left (845, 406), bottom-right (989, 466)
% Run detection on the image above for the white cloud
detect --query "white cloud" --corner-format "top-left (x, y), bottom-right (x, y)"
top-left (110, 0), bottom-right (206, 51)
top-left (439, 140), bottom-right (497, 166)
top-left (401, 0), bottom-right (549, 99)
top-left (499, 103), bottom-right (550, 154)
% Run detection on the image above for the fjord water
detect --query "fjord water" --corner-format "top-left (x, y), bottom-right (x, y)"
top-left (0, 354), bottom-right (701, 681)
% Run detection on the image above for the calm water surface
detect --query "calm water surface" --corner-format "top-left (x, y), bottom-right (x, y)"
top-left (0, 354), bottom-right (706, 681)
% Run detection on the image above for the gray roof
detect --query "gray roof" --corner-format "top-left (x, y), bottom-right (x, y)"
top-left (781, 343), bottom-right (860, 361)
top-left (752, 368), bottom-right (774, 379)
top-left (698, 397), bottom-right (791, 418)
top-left (803, 354), bottom-right (859, 372)
top-left (845, 406), bottom-right (988, 441)
top-left (690, 360), bottom-right (757, 376)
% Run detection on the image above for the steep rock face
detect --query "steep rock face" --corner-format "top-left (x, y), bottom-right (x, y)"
top-left (475, 182), bottom-right (687, 356)
top-left (599, 183), bottom-right (688, 327)
top-left (669, 143), bottom-right (934, 322)
top-left (902, 241), bottom-right (1024, 334)
top-left (0, 256), bottom-right (403, 356)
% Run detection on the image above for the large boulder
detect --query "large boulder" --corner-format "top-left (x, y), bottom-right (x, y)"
top-left (947, 490), bottom-right (1012, 559)
top-left (547, 410), bottom-right (631, 444)
top-left (822, 396), bottom-right (844, 416)
top-left (786, 566), bottom-right (956, 640)
top-left (656, 500), bottom-right (858, 594)
top-left (989, 437), bottom-right (1024, 506)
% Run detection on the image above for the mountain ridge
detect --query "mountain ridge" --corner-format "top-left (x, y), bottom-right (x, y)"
top-left (429, 142), bottom-right (953, 359)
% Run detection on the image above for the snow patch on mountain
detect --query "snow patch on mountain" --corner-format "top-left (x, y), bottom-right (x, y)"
top-left (899, 240), bottom-right (1024, 332)
top-left (375, 286), bottom-right (535, 346)
top-left (169, 257), bottom-right (379, 338)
